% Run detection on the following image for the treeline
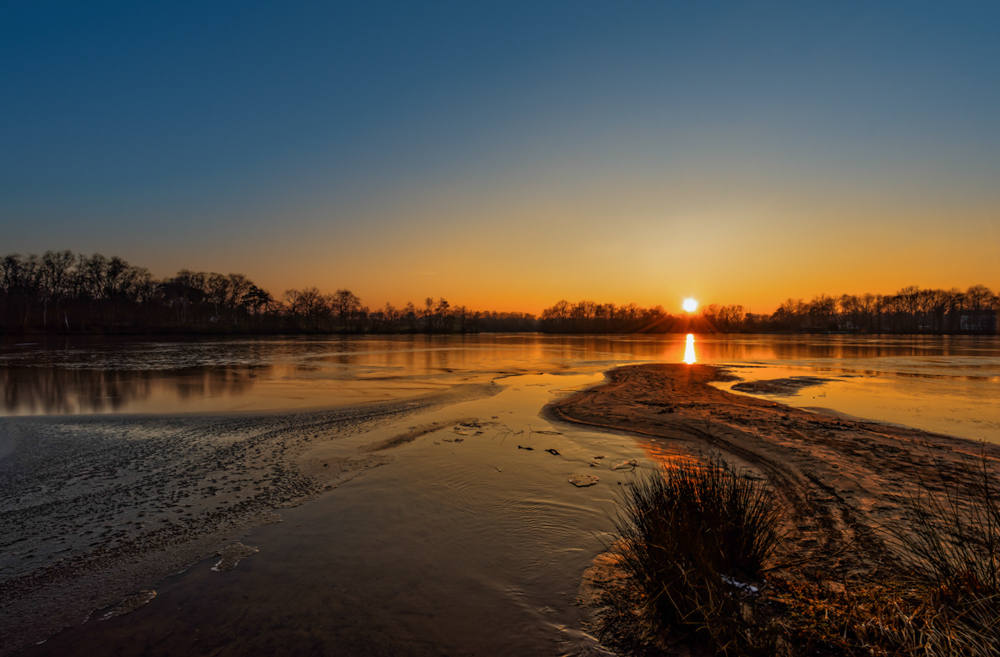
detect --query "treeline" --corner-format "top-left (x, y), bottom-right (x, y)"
top-left (764, 285), bottom-right (999, 333)
top-left (540, 285), bottom-right (1000, 335)
top-left (4, 251), bottom-right (997, 335)
top-left (0, 251), bottom-right (535, 335)
top-left (540, 300), bottom-right (680, 333)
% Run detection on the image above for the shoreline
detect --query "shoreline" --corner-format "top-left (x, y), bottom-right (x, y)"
top-left (548, 362), bottom-right (1000, 541)
top-left (548, 362), bottom-right (1000, 646)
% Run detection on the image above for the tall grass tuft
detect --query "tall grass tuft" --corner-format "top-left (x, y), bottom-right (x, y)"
top-left (599, 452), bottom-right (1000, 656)
top-left (780, 452), bottom-right (1000, 656)
top-left (609, 455), bottom-right (783, 654)
top-left (881, 453), bottom-right (1000, 653)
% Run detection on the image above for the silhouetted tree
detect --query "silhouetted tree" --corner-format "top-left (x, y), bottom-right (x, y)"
top-left (333, 289), bottom-right (361, 331)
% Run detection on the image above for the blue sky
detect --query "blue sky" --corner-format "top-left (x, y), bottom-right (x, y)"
top-left (3, 1), bottom-right (999, 312)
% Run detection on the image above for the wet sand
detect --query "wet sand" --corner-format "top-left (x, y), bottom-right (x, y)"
top-left (549, 363), bottom-right (1000, 586)
top-left (0, 382), bottom-right (498, 656)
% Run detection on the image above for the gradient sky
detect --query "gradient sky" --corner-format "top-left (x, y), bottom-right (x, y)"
top-left (3, 1), bottom-right (999, 314)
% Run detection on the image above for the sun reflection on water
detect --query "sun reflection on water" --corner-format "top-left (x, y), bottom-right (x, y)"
top-left (683, 333), bottom-right (697, 364)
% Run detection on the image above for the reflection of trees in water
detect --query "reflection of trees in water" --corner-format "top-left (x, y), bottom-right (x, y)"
top-left (1, 368), bottom-right (155, 414)
top-left (769, 339), bottom-right (959, 361)
top-left (171, 366), bottom-right (266, 401)
top-left (5, 335), bottom-right (994, 415)
top-left (1, 365), bottom-right (269, 414)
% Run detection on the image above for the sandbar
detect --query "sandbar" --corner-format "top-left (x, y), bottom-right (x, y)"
top-left (548, 363), bottom-right (1000, 586)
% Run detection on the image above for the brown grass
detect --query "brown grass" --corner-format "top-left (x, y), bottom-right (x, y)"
top-left (596, 452), bottom-right (1000, 657)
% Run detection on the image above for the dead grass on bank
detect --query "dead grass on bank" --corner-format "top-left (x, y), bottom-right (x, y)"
top-left (594, 453), bottom-right (1000, 657)
top-left (603, 456), bottom-right (783, 655)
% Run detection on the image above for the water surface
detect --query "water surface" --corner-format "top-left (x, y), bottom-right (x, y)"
top-left (4, 333), bottom-right (999, 655)
top-left (3, 334), bottom-right (998, 441)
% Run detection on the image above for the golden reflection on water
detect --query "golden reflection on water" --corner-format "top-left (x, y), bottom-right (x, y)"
top-left (683, 333), bottom-right (697, 364)
top-left (637, 440), bottom-right (705, 468)
top-left (3, 336), bottom-right (999, 442)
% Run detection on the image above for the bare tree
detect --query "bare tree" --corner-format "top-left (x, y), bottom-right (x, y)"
top-left (423, 297), bottom-right (435, 331)
top-left (400, 301), bottom-right (417, 332)
top-left (333, 289), bottom-right (361, 330)
top-left (435, 297), bottom-right (451, 332)
top-left (966, 284), bottom-right (993, 312)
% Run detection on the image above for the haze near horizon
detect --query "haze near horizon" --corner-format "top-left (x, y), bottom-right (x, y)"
top-left (2, 2), bottom-right (998, 314)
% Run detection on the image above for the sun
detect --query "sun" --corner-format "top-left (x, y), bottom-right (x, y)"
top-left (682, 298), bottom-right (698, 313)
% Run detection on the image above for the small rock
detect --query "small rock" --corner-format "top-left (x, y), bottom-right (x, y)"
top-left (517, 445), bottom-right (534, 450)
top-left (545, 449), bottom-right (560, 456)
top-left (568, 474), bottom-right (599, 487)
top-left (611, 459), bottom-right (638, 471)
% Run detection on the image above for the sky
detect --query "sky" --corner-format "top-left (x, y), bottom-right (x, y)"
top-left (2, 1), bottom-right (999, 314)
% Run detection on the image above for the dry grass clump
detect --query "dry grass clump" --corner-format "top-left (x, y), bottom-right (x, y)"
top-left (768, 577), bottom-right (997, 656)
top-left (607, 456), bottom-right (783, 655)
top-left (876, 453), bottom-right (1000, 655)
top-left (773, 453), bottom-right (1000, 656)
top-left (598, 452), bottom-right (1000, 657)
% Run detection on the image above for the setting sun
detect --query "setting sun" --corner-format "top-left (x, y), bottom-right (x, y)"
top-left (682, 298), bottom-right (698, 313)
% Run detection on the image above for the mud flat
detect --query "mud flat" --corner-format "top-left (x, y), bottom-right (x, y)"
top-left (548, 363), bottom-right (1000, 591)
top-left (0, 382), bottom-right (498, 656)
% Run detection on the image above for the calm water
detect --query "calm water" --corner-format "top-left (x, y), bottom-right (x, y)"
top-left (4, 333), bottom-right (1000, 656)
top-left (2, 334), bottom-right (998, 441)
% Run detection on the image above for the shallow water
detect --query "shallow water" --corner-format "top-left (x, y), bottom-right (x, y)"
top-left (14, 374), bottom-right (675, 656)
top-left (697, 334), bottom-right (1000, 442)
top-left (3, 333), bottom-right (999, 655)
top-left (2, 334), bottom-right (998, 441)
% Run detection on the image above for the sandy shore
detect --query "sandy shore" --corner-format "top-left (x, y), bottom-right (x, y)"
top-left (548, 363), bottom-right (1000, 587)
top-left (0, 382), bottom-right (498, 656)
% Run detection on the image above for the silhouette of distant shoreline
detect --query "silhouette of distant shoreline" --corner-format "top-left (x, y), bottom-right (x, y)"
top-left (2, 251), bottom-right (997, 336)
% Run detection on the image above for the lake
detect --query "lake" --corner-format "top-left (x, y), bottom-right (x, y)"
top-left (1, 333), bottom-right (998, 656)
top-left (2, 334), bottom-right (998, 441)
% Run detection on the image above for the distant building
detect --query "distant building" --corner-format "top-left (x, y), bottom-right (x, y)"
top-left (960, 310), bottom-right (999, 333)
